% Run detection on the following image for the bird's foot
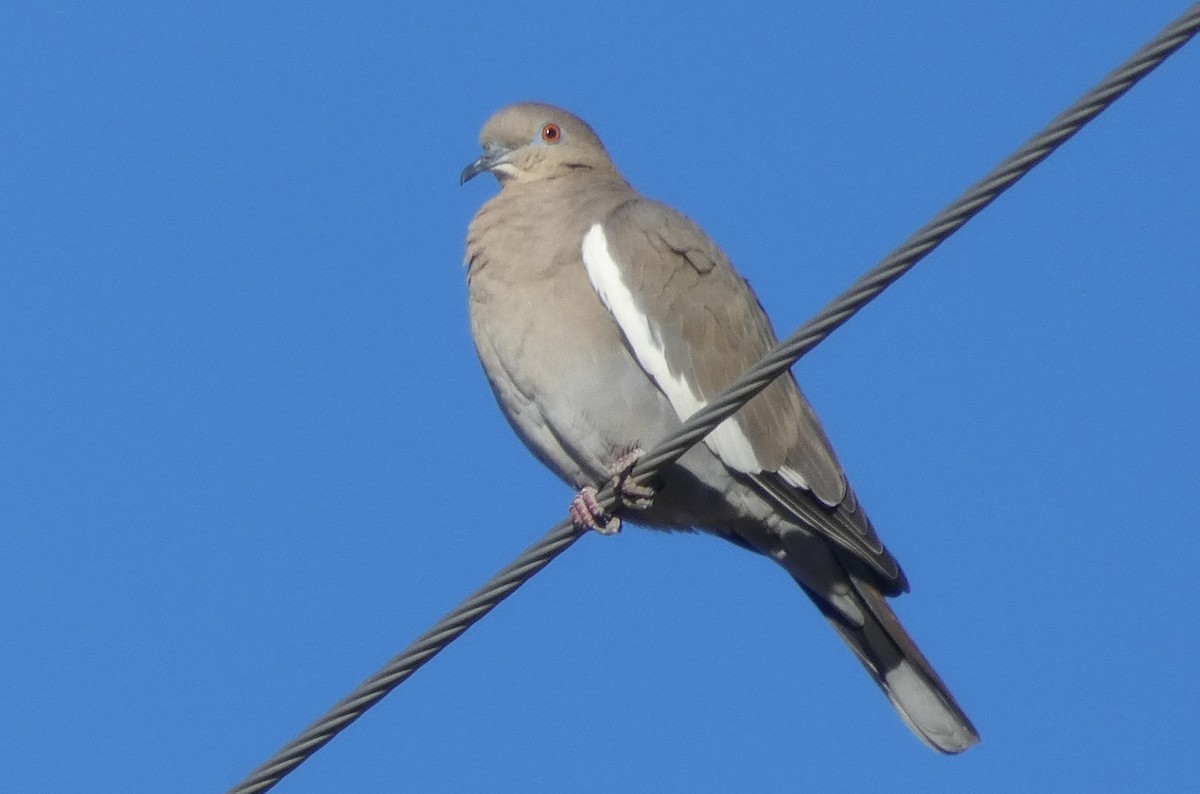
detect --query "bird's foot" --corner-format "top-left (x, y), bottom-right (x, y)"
top-left (570, 486), bottom-right (621, 535)
top-left (608, 447), bottom-right (655, 511)
top-left (569, 448), bottom-right (655, 535)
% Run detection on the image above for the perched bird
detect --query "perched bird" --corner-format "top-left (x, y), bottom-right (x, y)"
top-left (461, 101), bottom-right (978, 753)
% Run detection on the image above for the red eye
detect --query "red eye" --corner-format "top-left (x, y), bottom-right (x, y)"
top-left (541, 122), bottom-right (562, 143)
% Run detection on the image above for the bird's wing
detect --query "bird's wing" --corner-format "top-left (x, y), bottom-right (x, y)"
top-left (583, 198), bottom-right (905, 589)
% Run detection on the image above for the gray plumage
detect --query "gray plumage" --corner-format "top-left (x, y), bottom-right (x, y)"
top-left (461, 102), bottom-right (978, 753)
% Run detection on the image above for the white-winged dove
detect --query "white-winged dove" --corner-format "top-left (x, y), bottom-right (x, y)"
top-left (461, 102), bottom-right (978, 753)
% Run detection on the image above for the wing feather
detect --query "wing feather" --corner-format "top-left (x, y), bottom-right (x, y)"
top-left (583, 199), bottom-right (906, 591)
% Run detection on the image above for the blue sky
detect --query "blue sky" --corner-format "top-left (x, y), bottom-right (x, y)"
top-left (3, 3), bottom-right (1198, 792)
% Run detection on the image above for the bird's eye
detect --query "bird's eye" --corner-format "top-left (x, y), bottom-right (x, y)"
top-left (541, 123), bottom-right (562, 143)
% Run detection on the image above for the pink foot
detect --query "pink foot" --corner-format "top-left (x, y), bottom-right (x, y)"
top-left (608, 447), bottom-right (655, 510)
top-left (570, 486), bottom-right (621, 535)
top-left (569, 448), bottom-right (655, 535)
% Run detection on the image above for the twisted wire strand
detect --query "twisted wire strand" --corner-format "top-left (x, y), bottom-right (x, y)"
top-left (631, 3), bottom-right (1200, 481)
top-left (228, 7), bottom-right (1200, 792)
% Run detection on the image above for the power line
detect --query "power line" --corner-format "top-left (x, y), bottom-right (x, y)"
top-left (228, 6), bottom-right (1200, 791)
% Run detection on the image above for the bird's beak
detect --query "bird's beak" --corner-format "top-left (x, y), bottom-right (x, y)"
top-left (460, 145), bottom-right (511, 185)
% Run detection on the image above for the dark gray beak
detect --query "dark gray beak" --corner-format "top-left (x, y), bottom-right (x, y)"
top-left (460, 145), bottom-right (511, 185)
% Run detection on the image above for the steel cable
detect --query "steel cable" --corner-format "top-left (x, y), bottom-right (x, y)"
top-left (229, 6), bottom-right (1200, 791)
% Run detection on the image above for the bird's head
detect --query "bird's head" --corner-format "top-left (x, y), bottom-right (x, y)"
top-left (460, 102), bottom-right (619, 186)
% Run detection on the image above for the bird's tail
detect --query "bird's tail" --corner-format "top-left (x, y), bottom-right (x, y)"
top-left (824, 563), bottom-right (979, 753)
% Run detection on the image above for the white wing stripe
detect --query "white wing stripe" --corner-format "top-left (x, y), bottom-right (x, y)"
top-left (581, 223), bottom-right (762, 474)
